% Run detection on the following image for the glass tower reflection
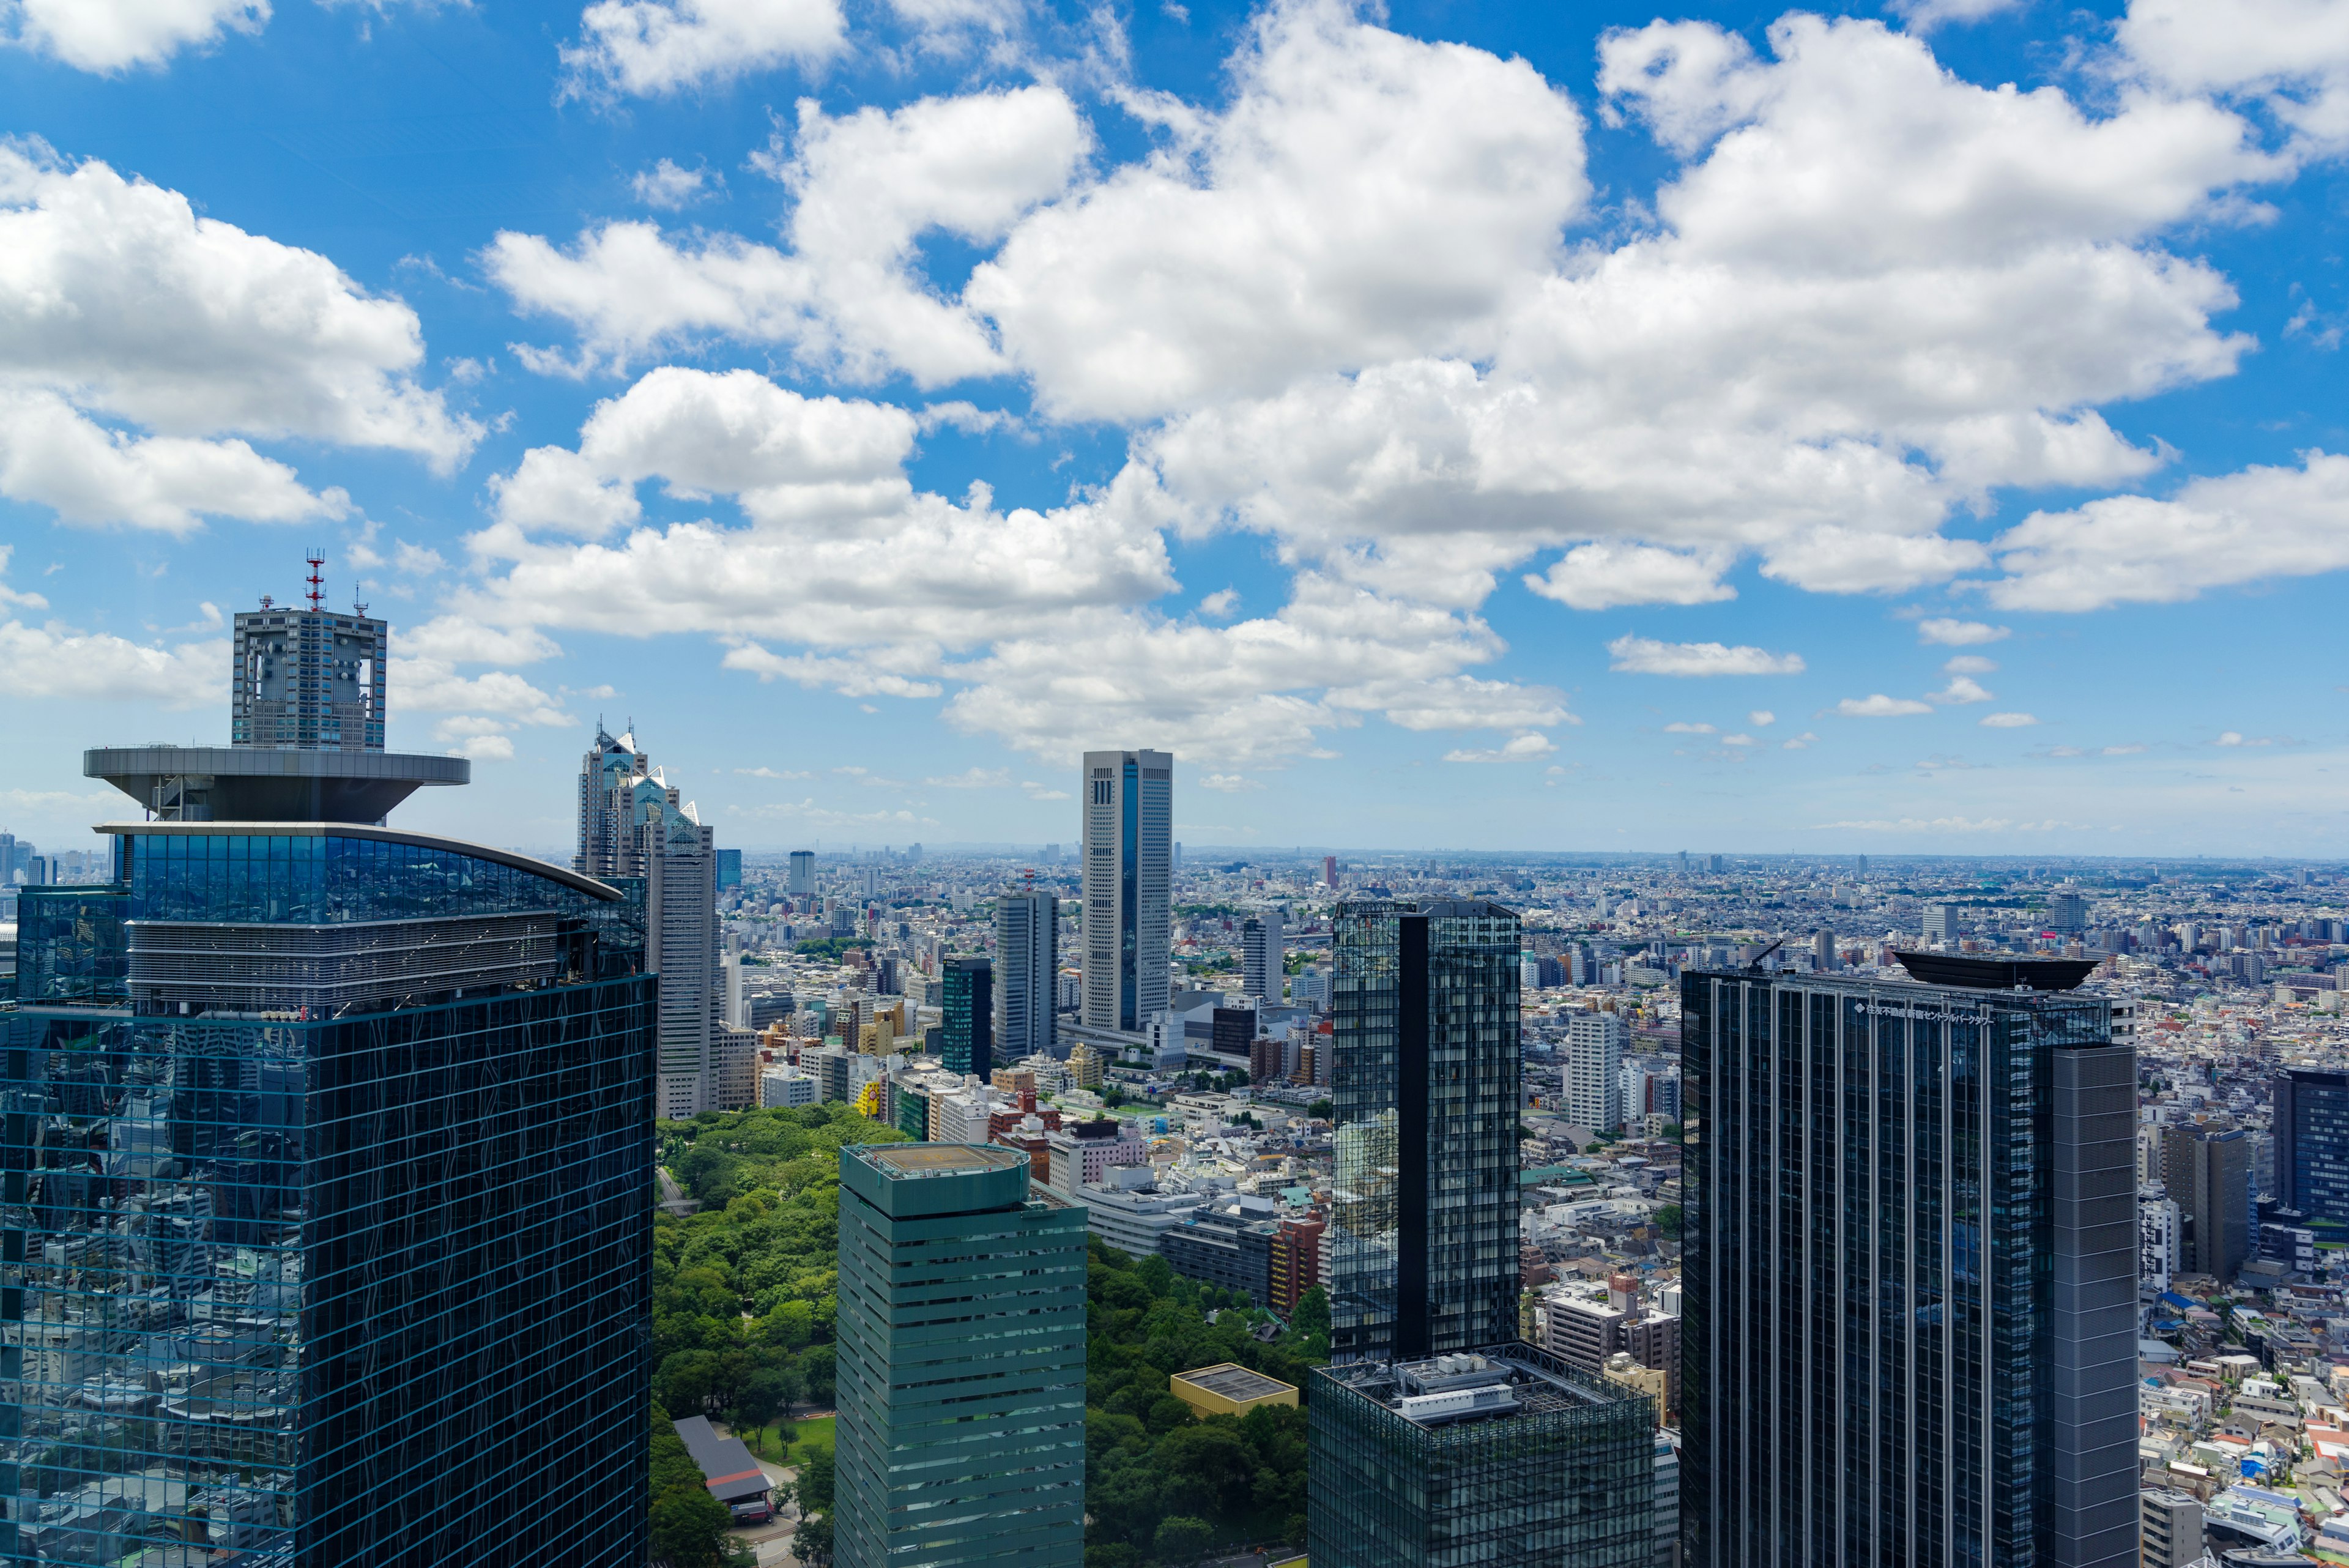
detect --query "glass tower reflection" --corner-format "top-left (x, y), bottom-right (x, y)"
top-left (7, 829), bottom-right (654, 1566)
top-left (6, 594), bottom-right (656, 1566)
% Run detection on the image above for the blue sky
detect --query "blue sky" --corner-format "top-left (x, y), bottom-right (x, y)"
top-left (1, 0), bottom-right (2345, 858)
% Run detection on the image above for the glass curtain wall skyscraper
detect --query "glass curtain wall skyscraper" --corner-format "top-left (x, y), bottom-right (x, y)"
top-left (942, 957), bottom-right (993, 1078)
top-left (995, 888), bottom-right (1058, 1063)
top-left (1079, 750), bottom-right (1171, 1036)
top-left (2273, 1068), bottom-right (2349, 1239)
top-left (1326, 899), bottom-right (1521, 1364)
top-left (1679, 956), bottom-right (2137, 1568)
top-left (16, 593), bottom-right (656, 1566)
top-left (1308, 901), bottom-right (1653, 1567)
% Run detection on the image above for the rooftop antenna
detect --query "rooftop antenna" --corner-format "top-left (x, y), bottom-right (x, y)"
top-left (305, 551), bottom-right (325, 613)
top-left (1744, 936), bottom-right (1786, 972)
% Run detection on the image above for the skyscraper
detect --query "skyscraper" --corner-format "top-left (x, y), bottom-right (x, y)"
top-left (995, 886), bottom-right (1059, 1063)
top-left (576, 725), bottom-right (740, 1117)
top-left (835, 1143), bottom-right (1086, 1568)
top-left (229, 560), bottom-right (386, 751)
top-left (1080, 749), bottom-right (1171, 1036)
top-left (942, 956), bottom-right (994, 1078)
top-left (789, 849), bottom-right (816, 896)
top-left (2274, 1068), bottom-right (2349, 1233)
top-left (1565, 1011), bottom-right (1626, 1133)
top-left (1242, 910), bottom-right (1285, 1002)
top-left (2164, 1123), bottom-right (2251, 1281)
top-left (1326, 899), bottom-right (1521, 1364)
top-left (43, 595), bottom-right (655, 1565)
top-left (1679, 954), bottom-right (2136, 1568)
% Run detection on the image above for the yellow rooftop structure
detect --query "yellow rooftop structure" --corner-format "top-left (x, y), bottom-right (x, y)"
top-left (1169, 1363), bottom-right (1299, 1420)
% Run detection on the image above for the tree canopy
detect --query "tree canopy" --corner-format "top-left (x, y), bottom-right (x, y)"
top-left (1082, 1238), bottom-right (1327, 1564)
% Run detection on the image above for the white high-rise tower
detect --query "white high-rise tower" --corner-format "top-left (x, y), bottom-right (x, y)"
top-left (1565, 1011), bottom-right (1627, 1133)
top-left (1242, 910), bottom-right (1283, 1002)
top-left (1080, 749), bottom-right (1172, 1035)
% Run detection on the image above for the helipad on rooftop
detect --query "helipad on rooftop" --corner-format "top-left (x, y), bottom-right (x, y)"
top-left (865, 1145), bottom-right (1028, 1178)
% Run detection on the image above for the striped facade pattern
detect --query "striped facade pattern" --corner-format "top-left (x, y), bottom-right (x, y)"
top-left (1680, 971), bottom-right (2136, 1568)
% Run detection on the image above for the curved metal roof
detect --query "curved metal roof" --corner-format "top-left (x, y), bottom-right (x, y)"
top-left (1891, 950), bottom-right (2096, 992)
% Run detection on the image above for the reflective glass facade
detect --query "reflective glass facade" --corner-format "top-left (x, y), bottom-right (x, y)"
top-left (2276, 1068), bottom-right (2349, 1235)
top-left (1307, 1344), bottom-right (1652, 1568)
top-left (1680, 971), bottom-right (2136, 1568)
top-left (2, 824), bottom-right (654, 1566)
top-left (941, 959), bottom-right (993, 1079)
top-left (1329, 901), bottom-right (1520, 1363)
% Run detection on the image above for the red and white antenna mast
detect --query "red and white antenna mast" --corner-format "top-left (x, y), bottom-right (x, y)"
top-left (305, 551), bottom-right (325, 612)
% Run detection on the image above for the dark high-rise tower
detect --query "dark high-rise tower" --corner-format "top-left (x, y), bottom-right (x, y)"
top-left (1679, 954), bottom-right (2136, 1568)
top-left (42, 593), bottom-right (657, 1566)
top-left (943, 956), bottom-right (994, 1078)
top-left (995, 888), bottom-right (1058, 1063)
top-left (2162, 1123), bottom-right (2251, 1280)
top-left (2273, 1068), bottom-right (2349, 1234)
top-left (1326, 899), bottom-right (1521, 1364)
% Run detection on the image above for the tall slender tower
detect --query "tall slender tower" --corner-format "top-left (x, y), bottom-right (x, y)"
top-left (941, 956), bottom-right (994, 1079)
top-left (1325, 899), bottom-right (1523, 1364)
top-left (1679, 953), bottom-right (2136, 1568)
top-left (575, 727), bottom-right (738, 1116)
top-left (60, 593), bottom-right (655, 1566)
top-left (1079, 749), bottom-right (1171, 1036)
top-left (995, 886), bottom-right (1059, 1063)
top-left (1242, 910), bottom-right (1284, 1003)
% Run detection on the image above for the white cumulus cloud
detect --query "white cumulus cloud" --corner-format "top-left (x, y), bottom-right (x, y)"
top-left (1918, 617), bottom-right (2009, 645)
top-left (562, 0), bottom-right (845, 97)
top-left (2117, 0), bottom-right (2349, 155)
top-left (1608, 635), bottom-right (1805, 677)
top-left (1442, 732), bottom-right (1556, 764)
top-left (1, 0), bottom-right (266, 73)
top-left (491, 86), bottom-right (1086, 385)
top-left (1837, 694), bottom-right (1934, 716)
top-left (0, 142), bottom-right (473, 530)
top-left (1989, 451), bottom-right (2349, 610)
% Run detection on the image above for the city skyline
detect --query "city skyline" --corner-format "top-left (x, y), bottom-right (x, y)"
top-left (1, 0), bottom-right (2346, 860)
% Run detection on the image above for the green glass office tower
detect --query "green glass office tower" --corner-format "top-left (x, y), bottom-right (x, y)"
top-left (1327, 899), bottom-right (1521, 1363)
top-left (1308, 1345), bottom-right (1653, 1568)
top-left (1680, 957), bottom-right (2136, 1568)
top-left (835, 1143), bottom-right (1086, 1568)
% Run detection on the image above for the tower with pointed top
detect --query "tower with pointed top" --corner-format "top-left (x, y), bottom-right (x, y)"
top-left (576, 723), bottom-right (745, 1117)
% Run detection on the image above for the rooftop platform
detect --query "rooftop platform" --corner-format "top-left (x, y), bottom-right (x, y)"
top-left (87, 745), bottom-right (466, 824)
